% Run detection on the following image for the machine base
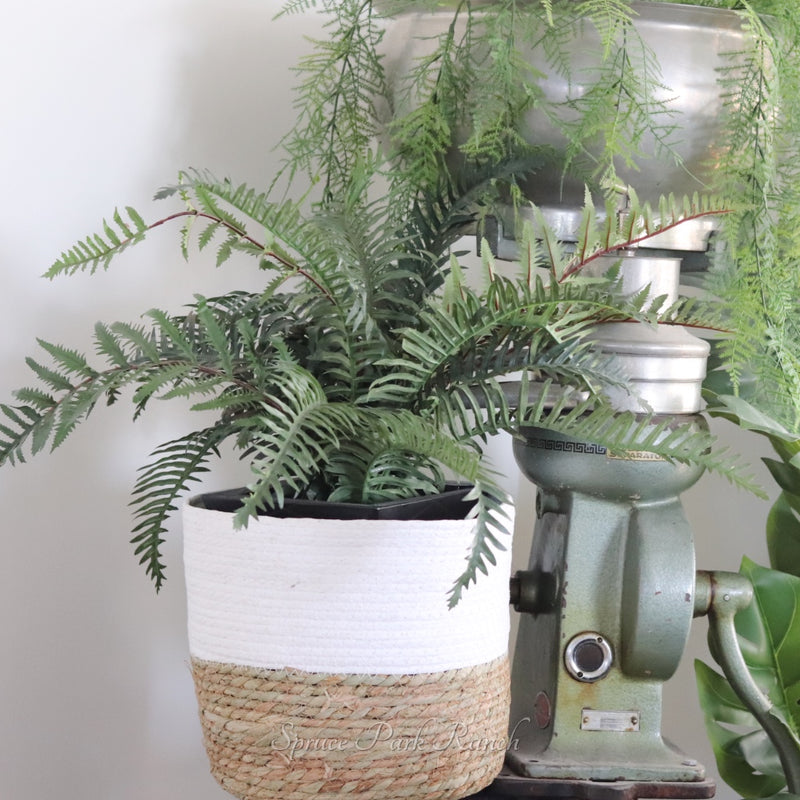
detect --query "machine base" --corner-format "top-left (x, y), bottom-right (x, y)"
top-left (468, 769), bottom-right (715, 800)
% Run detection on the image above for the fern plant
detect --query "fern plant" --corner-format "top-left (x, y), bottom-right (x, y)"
top-left (3, 0), bottom-right (797, 604)
top-left (0, 156), bottom-right (751, 605)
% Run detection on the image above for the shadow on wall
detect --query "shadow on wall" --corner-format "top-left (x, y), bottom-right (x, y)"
top-left (166, 0), bottom-right (327, 188)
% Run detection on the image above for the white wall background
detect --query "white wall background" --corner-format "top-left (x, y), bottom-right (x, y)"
top-left (0, 2), bottom-right (775, 798)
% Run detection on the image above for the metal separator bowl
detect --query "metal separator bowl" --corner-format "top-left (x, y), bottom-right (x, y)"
top-left (381, 2), bottom-right (750, 251)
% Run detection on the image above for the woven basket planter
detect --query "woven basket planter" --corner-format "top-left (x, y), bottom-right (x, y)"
top-left (182, 488), bottom-right (513, 800)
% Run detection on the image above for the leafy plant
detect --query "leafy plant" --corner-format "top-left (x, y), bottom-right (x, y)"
top-left (279, 0), bottom-right (800, 431)
top-left (696, 394), bottom-right (800, 797)
top-left (695, 557), bottom-right (800, 798)
top-left (2, 0), bottom-right (799, 607)
top-left (370, 0), bottom-right (800, 429)
top-left (0, 152), bottom-right (750, 605)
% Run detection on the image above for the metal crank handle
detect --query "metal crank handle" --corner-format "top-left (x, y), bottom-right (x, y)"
top-left (694, 570), bottom-right (800, 794)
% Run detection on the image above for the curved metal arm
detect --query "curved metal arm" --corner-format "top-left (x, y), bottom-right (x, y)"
top-left (695, 570), bottom-right (800, 794)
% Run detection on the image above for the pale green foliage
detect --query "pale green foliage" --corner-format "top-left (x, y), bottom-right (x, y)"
top-left (558, 186), bottom-right (730, 281)
top-left (384, 1), bottom-right (565, 207)
top-left (276, 0), bottom-right (387, 202)
top-left (556, 9), bottom-right (676, 189)
top-left (285, 0), bottom-right (800, 429)
top-left (47, 208), bottom-right (149, 277)
top-left (368, 0), bottom-right (675, 205)
top-left (699, 1), bottom-right (800, 431)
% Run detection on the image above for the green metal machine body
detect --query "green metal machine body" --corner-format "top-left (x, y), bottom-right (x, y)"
top-left (489, 248), bottom-right (720, 799)
top-left (508, 426), bottom-right (706, 786)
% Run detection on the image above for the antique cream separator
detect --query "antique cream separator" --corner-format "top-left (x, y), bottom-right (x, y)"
top-left (495, 244), bottom-right (730, 800)
top-left (383, 3), bottom-right (786, 798)
top-left (485, 208), bottom-right (764, 800)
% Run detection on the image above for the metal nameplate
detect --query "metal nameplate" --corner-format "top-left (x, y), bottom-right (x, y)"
top-left (607, 450), bottom-right (666, 462)
top-left (581, 709), bottom-right (640, 732)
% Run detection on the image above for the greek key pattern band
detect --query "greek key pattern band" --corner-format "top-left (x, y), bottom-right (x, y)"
top-left (526, 437), bottom-right (607, 456)
top-left (526, 437), bottom-right (667, 463)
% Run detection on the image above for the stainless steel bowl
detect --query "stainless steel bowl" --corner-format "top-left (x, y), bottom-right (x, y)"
top-left (382, 2), bottom-right (750, 250)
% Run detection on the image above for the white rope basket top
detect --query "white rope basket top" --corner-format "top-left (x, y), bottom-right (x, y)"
top-left (183, 501), bottom-right (513, 675)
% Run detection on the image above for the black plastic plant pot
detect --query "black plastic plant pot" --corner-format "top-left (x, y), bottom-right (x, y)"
top-left (188, 482), bottom-right (475, 521)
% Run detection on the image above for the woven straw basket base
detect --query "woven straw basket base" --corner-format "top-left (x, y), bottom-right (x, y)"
top-left (192, 656), bottom-right (510, 800)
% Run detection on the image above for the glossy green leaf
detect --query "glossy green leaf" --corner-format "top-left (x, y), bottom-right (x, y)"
top-left (768, 494), bottom-right (800, 579)
top-left (697, 559), bottom-right (800, 798)
top-left (704, 392), bottom-right (800, 580)
top-left (704, 393), bottom-right (796, 441)
top-left (764, 459), bottom-right (800, 498)
top-left (739, 560), bottom-right (800, 714)
top-left (695, 658), bottom-right (785, 798)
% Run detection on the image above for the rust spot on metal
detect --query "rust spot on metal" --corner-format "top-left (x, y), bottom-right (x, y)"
top-left (534, 691), bottom-right (552, 729)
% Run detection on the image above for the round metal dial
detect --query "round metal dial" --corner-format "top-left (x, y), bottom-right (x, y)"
top-left (565, 632), bottom-right (613, 683)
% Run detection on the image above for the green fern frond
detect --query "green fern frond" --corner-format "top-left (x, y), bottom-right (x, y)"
top-left (93, 322), bottom-right (130, 368)
top-left (44, 172), bottom-right (322, 290)
top-left (460, 3), bottom-right (547, 162)
top-left (360, 452), bottom-right (445, 502)
top-left (575, 0), bottom-right (636, 58)
top-left (233, 365), bottom-right (362, 521)
top-left (309, 189), bottom-right (420, 334)
top-left (368, 264), bottom-right (638, 413)
top-left (341, 407), bottom-right (511, 606)
top-left (326, 442), bottom-right (446, 504)
top-left (195, 301), bottom-right (235, 376)
top-left (550, 7), bottom-right (679, 189)
top-left (130, 364), bottom-right (198, 407)
top-left (168, 171), bottom-right (346, 296)
top-left (0, 404), bottom-right (42, 465)
top-left (690, 3), bottom-right (800, 430)
top-left (0, 358), bottom-right (146, 463)
top-left (364, 409), bottom-right (477, 484)
top-left (387, 1), bottom-right (477, 191)
top-left (13, 387), bottom-right (56, 413)
top-left (23, 357), bottom-right (75, 394)
top-left (143, 310), bottom-right (199, 361)
top-left (401, 149), bottom-right (554, 289)
top-left (109, 322), bottom-right (162, 363)
top-left (0, 294), bottom-right (297, 467)
top-left (46, 207), bottom-right (149, 278)
top-left (278, 0), bottom-right (386, 201)
top-left (131, 427), bottom-right (230, 590)
top-left (559, 189), bottom-right (730, 280)
top-left (276, 0), bottom-right (320, 16)
top-left (35, 340), bottom-right (98, 380)
top-left (446, 479), bottom-right (511, 609)
top-left (430, 378), bottom-right (517, 443)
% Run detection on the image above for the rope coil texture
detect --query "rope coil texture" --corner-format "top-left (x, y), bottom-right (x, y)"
top-left (192, 656), bottom-right (510, 800)
top-left (183, 502), bottom-right (513, 675)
